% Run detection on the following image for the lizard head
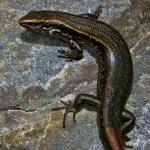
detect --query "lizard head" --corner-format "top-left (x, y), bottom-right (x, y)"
top-left (18, 11), bottom-right (70, 37)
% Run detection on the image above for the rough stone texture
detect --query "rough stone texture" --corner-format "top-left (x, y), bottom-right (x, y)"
top-left (0, 0), bottom-right (149, 150)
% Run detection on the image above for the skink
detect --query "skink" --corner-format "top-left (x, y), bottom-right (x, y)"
top-left (18, 5), bottom-right (135, 150)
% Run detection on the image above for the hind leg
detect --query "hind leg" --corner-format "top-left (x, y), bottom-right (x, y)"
top-left (52, 94), bottom-right (100, 128)
top-left (121, 110), bottom-right (135, 142)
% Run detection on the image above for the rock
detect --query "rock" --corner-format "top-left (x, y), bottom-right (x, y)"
top-left (0, 0), bottom-right (149, 150)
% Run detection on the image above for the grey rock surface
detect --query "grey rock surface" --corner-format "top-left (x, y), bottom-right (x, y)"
top-left (0, 0), bottom-right (150, 150)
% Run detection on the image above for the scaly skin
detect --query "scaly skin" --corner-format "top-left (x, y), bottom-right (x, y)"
top-left (18, 7), bottom-right (135, 150)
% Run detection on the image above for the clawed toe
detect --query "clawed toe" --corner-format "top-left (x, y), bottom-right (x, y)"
top-left (52, 100), bottom-right (77, 128)
top-left (57, 47), bottom-right (83, 61)
top-left (63, 108), bottom-right (76, 128)
top-left (58, 49), bottom-right (73, 58)
top-left (124, 143), bottom-right (132, 149)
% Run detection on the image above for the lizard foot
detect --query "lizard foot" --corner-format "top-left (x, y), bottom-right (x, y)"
top-left (123, 134), bottom-right (133, 148)
top-left (58, 48), bottom-right (83, 61)
top-left (57, 40), bottom-right (83, 61)
top-left (52, 100), bottom-right (77, 128)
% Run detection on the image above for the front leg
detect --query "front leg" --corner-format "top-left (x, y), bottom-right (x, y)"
top-left (78, 5), bottom-right (102, 20)
top-left (52, 94), bottom-right (100, 128)
top-left (58, 40), bottom-right (83, 61)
